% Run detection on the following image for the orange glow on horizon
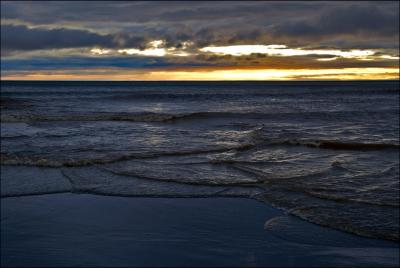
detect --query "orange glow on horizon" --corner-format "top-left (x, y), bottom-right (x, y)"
top-left (2, 67), bottom-right (399, 81)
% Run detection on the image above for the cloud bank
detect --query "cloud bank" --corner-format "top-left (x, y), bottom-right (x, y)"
top-left (1, 1), bottom-right (399, 80)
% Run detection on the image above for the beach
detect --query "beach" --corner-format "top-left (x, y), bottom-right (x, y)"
top-left (2, 193), bottom-right (399, 267)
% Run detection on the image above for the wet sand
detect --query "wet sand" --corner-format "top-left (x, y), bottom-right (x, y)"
top-left (1, 193), bottom-right (398, 267)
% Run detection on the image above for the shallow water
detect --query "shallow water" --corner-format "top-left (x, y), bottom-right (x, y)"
top-left (2, 194), bottom-right (399, 267)
top-left (1, 81), bottom-right (399, 241)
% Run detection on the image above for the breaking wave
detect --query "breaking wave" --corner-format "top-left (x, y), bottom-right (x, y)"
top-left (1, 109), bottom-right (397, 123)
top-left (1, 112), bottom-right (193, 123)
top-left (0, 143), bottom-right (254, 167)
top-left (263, 139), bottom-right (400, 151)
top-left (1, 81), bottom-right (399, 242)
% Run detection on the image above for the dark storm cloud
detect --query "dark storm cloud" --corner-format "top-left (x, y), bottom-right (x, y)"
top-left (1, 24), bottom-right (113, 51)
top-left (0, 1), bottom-right (325, 24)
top-left (184, 53), bottom-right (399, 70)
top-left (3, 52), bottom-right (395, 73)
top-left (1, 56), bottom-right (213, 71)
top-left (158, 2), bottom-right (399, 48)
top-left (272, 4), bottom-right (399, 38)
top-left (2, 1), bottom-right (398, 50)
top-left (1, 24), bottom-right (151, 53)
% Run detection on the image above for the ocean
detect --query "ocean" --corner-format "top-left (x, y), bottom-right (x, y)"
top-left (1, 80), bottom-right (399, 241)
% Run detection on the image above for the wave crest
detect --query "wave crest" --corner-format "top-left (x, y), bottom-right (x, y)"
top-left (266, 139), bottom-right (399, 151)
top-left (0, 143), bottom-right (254, 167)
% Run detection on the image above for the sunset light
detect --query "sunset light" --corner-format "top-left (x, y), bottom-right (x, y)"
top-left (1, 2), bottom-right (399, 267)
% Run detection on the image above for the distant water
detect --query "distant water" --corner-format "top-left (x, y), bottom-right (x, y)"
top-left (1, 81), bottom-right (399, 241)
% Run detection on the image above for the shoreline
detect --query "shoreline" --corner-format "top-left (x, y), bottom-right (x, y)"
top-left (2, 193), bottom-right (398, 267)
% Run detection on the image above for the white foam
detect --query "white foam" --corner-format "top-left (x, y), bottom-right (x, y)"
top-left (61, 166), bottom-right (264, 197)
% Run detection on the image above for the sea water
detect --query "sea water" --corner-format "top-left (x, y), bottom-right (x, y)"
top-left (1, 80), bottom-right (399, 241)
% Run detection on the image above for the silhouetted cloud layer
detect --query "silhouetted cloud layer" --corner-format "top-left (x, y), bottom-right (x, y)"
top-left (1, 1), bottom-right (399, 79)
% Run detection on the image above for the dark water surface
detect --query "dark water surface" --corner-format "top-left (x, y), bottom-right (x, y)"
top-left (2, 194), bottom-right (399, 267)
top-left (1, 81), bottom-right (399, 241)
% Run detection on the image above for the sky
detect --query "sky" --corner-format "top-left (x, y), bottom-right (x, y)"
top-left (1, 1), bottom-right (399, 81)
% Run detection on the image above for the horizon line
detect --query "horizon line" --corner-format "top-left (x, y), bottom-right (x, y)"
top-left (2, 79), bottom-right (399, 82)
